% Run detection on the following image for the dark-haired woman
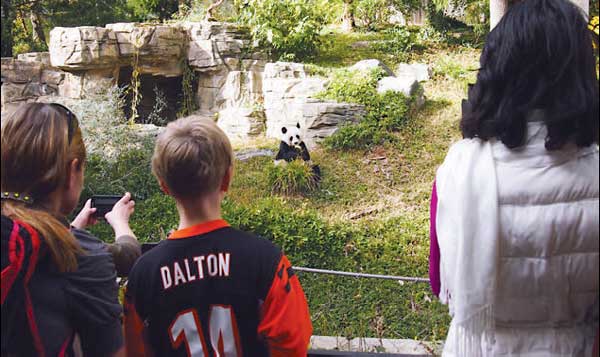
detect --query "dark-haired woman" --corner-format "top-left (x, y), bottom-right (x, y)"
top-left (1, 103), bottom-right (141, 356)
top-left (429, 0), bottom-right (599, 355)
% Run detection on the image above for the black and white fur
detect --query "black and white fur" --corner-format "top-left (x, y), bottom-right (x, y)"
top-left (275, 123), bottom-right (321, 179)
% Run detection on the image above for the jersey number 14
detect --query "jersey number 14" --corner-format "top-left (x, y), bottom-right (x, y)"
top-left (169, 305), bottom-right (241, 356)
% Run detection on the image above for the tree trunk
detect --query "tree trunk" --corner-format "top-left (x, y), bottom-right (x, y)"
top-left (341, 0), bottom-right (355, 32)
top-left (1, 0), bottom-right (13, 57)
top-left (30, 10), bottom-right (46, 45)
top-left (489, 0), bottom-right (508, 30)
top-left (490, 0), bottom-right (590, 30)
top-left (204, 0), bottom-right (225, 22)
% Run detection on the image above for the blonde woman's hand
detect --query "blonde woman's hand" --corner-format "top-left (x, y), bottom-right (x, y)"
top-left (105, 192), bottom-right (135, 238)
top-left (71, 199), bottom-right (98, 230)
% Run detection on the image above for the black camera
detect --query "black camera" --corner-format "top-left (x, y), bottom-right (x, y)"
top-left (90, 195), bottom-right (122, 219)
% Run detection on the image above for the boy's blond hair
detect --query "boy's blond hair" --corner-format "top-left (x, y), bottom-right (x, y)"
top-left (152, 117), bottom-right (233, 198)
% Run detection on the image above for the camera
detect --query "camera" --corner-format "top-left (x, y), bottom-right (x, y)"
top-left (90, 195), bottom-right (122, 219)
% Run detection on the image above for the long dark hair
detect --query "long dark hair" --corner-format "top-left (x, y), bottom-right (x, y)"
top-left (461, 0), bottom-right (599, 150)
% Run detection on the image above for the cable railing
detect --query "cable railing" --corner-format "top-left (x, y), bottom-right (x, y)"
top-left (294, 266), bottom-right (430, 283)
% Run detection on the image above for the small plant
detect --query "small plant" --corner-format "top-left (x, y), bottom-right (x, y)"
top-left (145, 85), bottom-right (169, 126)
top-left (266, 160), bottom-right (318, 195)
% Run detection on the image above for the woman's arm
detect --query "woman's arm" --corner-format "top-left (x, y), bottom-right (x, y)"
top-left (105, 193), bottom-right (141, 276)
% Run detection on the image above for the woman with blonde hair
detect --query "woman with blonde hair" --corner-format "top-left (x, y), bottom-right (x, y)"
top-left (1, 103), bottom-right (140, 356)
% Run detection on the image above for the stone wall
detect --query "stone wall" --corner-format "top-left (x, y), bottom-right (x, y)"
top-left (1, 21), bottom-right (366, 148)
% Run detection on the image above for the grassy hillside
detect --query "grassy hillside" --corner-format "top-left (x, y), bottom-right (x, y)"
top-left (83, 30), bottom-right (481, 342)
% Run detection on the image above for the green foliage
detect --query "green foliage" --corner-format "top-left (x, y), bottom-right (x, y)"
top-left (324, 122), bottom-right (393, 150)
top-left (432, 55), bottom-right (470, 81)
top-left (49, 86), bottom-right (131, 155)
top-left (372, 26), bottom-right (425, 60)
top-left (236, 0), bottom-right (327, 61)
top-left (266, 160), bottom-right (318, 195)
top-left (127, 0), bottom-right (178, 20)
top-left (354, 0), bottom-right (391, 31)
top-left (316, 68), bottom-right (413, 149)
top-left (6, 0), bottom-right (134, 56)
top-left (80, 126), bottom-right (451, 339)
top-left (426, 0), bottom-right (468, 33)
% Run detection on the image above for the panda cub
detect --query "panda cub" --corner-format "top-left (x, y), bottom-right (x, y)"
top-left (275, 123), bottom-right (321, 180)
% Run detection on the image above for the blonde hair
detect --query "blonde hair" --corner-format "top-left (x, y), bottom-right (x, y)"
top-left (152, 117), bottom-right (233, 198)
top-left (1, 103), bottom-right (85, 273)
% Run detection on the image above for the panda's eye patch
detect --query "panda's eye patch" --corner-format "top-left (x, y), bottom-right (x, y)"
top-left (290, 136), bottom-right (293, 141)
top-left (296, 135), bottom-right (300, 139)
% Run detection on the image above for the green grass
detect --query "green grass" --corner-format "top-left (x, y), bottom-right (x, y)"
top-left (82, 35), bottom-right (481, 343)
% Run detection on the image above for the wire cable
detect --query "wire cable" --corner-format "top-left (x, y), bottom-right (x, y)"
top-left (293, 266), bottom-right (430, 283)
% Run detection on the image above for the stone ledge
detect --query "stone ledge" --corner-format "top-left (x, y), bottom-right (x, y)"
top-left (310, 336), bottom-right (442, 355)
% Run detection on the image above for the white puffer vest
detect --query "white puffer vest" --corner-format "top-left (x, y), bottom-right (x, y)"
top-left (445, 122), bottom-right (599, 356)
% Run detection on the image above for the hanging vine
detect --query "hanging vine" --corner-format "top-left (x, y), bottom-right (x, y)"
top-left (128, 27), bottom-right (153, 125)
top-left (179, 61), bottom-right (198, 118)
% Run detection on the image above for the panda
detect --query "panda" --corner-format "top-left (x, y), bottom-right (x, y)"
top-left (274, 123), bottom-right (321, 180)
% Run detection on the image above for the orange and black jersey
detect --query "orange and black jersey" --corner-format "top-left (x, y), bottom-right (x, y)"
top-left (124, 220), bottom-right (312, 357)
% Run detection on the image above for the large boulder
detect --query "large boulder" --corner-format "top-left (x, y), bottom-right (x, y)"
top-left (377, 75), bottom-right (420, 97)
top-left (263, 62), bottom-right (365, 148)
top-left (396, 63), bottom-right (430, 82)
top-left (49, 27), bottom-right (119, 70)
top-left (300, 99), bottom-right (366, 148)
top-left (185, 22), bottom-right (261, 72)
top-left (263, 62), bottom-right (328, 138)
top-left (351, 59), bottom-right (394, 76)
top-left (217, 107), bottom-right (266, 140)
top-left (106, 23), bottom-right (187, 77)
top-left (1, 57), bottom-right (64, 113)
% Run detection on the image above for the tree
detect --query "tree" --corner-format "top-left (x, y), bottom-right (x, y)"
top-left (127, 0), bottom-right (178, 20)
top-left (1, 0), bottom-right (14, 57)
top-left (341, 0), bottom-right (356, 31)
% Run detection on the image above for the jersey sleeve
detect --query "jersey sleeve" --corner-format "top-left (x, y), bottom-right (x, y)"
top-left (64, 233), bottom-right (124, 357)
top-left (124, 291), bottom-right (153, 357)
top-left (257, 255), bottom-right (312, 357)
top-left (123, 257), bottom-right (154, 357)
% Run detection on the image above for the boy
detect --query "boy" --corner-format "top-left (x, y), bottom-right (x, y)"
top-left (124, 117), bottom-right (312, 356)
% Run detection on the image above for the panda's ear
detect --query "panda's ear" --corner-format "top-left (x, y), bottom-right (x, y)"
top-left (296, 122), bottom-right (301, 129)
top-left (281, 127), bottom-right (287, 134)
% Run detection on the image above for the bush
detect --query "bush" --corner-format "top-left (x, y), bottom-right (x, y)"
top-left (49, 86), bottom-right (132, 155)
top-left (316, 68), bottom-right (413, 150)
top-left (236, 0), bottom-right (327, 61)
top-left (373, 26), bottom-right (425, 60)
top-left (266, 160), bottom-right (318, 195)
top-left (354, 0), bottom-right (391, 31)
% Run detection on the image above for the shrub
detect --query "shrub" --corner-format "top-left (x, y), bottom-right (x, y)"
top-left (324, 122), bottom-right (392, 150)
top-left (49, 86), bottom-right (131, 155)
top-left (354, 0), bottom-right (391, 31)
top-left (316, 68), bottom-right (413, 150)
top-left (236, 0), bottom-right (327, 61)
top-left (266, 160), bottom-right (318, 195)
top-left (373, 26), bottom-right (425, 60)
